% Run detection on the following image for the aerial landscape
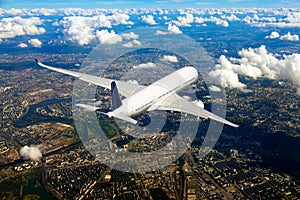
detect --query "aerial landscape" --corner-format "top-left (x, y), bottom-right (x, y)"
top-left (0, 0), bottom-right (300, 199)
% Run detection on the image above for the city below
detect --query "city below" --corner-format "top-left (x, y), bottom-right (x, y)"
top-left (0, 5), bottom-right (300, 200)
top-left (0, 52), bottom-right (300, 199)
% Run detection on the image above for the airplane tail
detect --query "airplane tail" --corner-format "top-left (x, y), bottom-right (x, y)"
top-left (76, 81), bottom-right (137, 124)
top-left (111, 81), bottom-right (122, 111)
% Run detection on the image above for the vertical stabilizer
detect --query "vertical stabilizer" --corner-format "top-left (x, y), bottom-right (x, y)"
top-left (111, 81), bottom-right (123, 110)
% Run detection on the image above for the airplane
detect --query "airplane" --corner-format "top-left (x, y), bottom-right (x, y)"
top-left (35, 59), bottom-right (238, 128)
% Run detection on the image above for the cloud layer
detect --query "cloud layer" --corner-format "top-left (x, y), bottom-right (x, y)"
top-left (209, 45), bottom-right (300, 94)
top-left (141, 15), bottom-right (157, 25)
top-left (96, 29), bottom-right (122, 45)
top-left (209, 69), bottom-right (246, 90)
top-left (279, 32), bottom-right (299, 41)
top-left (60, 13), bottom-right (133, 45)
top-left (133, 62), bottom-right (157, 69)
top-left (163, 55), bottom-right (179, 63)
top-left (156, 24), bottom-right (182, 35)
top-left (1, 8), bottom-right (300, 47)
top-left (18, 42), bottom-right (28, 48)
top-left (0, 16), bottom-right (45, 39)
top-left (266, 31), bottom-right (299, 41)
top-left (123, 39), bottom-right (141, 48)
top-left (28, 38), bottom-right (42, 47)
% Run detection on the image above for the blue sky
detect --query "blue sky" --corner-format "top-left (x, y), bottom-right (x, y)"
top-left (1, 0), bottom-right (299, 9)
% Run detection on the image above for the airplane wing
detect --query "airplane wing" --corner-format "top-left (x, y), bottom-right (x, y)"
top-left (36, 61), bottom-right (145, 97)
top-left (151, 93), bottom-right (239, 127)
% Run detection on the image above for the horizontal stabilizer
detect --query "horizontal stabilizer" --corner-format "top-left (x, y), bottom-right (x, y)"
top-left (76, 104), bottom-right (137, 124)
top-left (75, 104), bottom-right (100, 112)
top-left (109, 112), bottom-right (138, 124)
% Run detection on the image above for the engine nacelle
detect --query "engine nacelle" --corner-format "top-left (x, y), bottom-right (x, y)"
top-left (192, 100), bottom-right (204, 108)
top-left (107, 111), bottom-right (114, 118)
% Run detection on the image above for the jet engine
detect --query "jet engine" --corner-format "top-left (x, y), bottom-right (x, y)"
top-left (192, 100), bottom-right (204, 108)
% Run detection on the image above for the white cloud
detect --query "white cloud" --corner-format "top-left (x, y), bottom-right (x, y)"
top-left (0, 8), bottom-right (164, 18)
top-left (28, 38), bottom-right (42, 48)
top-left (195, 17), bottom-right (206, 24)
top-left (96, 29), bottom-right (122, 45)
top-left (3, 8), bottom-right (26, 16)
top-left (18, 42), bottom-right (28, 48)
top-left (163, 55), bottom-right (178, 63)
top-left (168, 24), bottom-right (182, 34)
top-left (52, 21), bottom-right (60, 26)
top-left (173, 14), bottom-right (194, 27)
top-left (209, 69), bottom-right (246, 90)
top-left (210, 45), bottom-right (300, 94)
top-left (133, 62), bottom-right (157, 69)
top-left (121, 32), bottom-right (139, 40)
top-left (242, 15), bottom-right (252, 24)
top-left (210, 16), bottom-right (229, 27)
top-left (265, 31), bottom-right (280, 39)
top-left (2, 8), bottom-right (57, 17)
top-left (141, 15), bottom-right (157, 25)
top-left (0, 17), bottom-right (45, 40)
top-left (284, 12), bottom-right (300, 24)
top-left (32, 8), bottom-right (57, 16)
top-left (123, 39), bottom-right (141, 48)
top-left (272, 11), bottom-right (300, 27)
top-left (244, 11), bottom-right (300, 28)
top-left (276, 54), bottom-right (300, 95)
top-left (265, 31), bottom-right (299, 41)
top-left (60, 13), bottom-right (133, 45)
top-left (155, 30), bottom-right (169, 35)
top-left (60, 17), bottom-right (97, 45)
top-left (67, 27), bottom-right (95, 46)
top-left (156, 24), bottom-right (182, 35)
top-left (109, 13), bottom-right (134, 26)
top-left (194, 15), bottom-right (231, 27)
top-left (229, 45), bottom-right (278, 79)
top-left (163, 16), bottom-right (170, 21)
top-left (217, 55), bottom-right (263, 79)
top-left (253, 14), bottom-right (259, 21)
top-left (222, 14), bottom-right (240, 21)
top-left (20, 145), bottom-right (43, 162)
top-left (280, 32), bottom-right (299, 41)
top-left (209, 85), bottom-right (222, 92)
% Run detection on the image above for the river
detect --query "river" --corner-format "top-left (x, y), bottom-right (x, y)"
top-left (14, 98), bottom-right (73, 128)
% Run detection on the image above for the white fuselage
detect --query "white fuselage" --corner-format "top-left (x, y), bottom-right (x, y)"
top-left (114, 67), bottom-right (198, 117)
